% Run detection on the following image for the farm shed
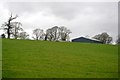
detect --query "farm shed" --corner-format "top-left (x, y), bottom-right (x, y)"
top-left (72, 37), bottom-right (103, 44)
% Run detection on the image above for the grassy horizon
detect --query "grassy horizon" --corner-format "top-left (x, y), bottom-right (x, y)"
top-left (2, 39), bottom-right (118, 78)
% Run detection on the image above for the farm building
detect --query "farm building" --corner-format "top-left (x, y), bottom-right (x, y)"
top-left (72, 37), bottom-right (103, 44)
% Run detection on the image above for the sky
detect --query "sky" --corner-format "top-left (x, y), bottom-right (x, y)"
top-left (0, 0), bottom-right (119, 42)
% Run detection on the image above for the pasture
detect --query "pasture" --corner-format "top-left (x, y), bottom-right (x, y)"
top-left (0, 39), bottom-right (2, 79)
top-left (2, 39), bottom-right (118, 78)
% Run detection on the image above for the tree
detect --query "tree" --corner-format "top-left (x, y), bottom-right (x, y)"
top-left (45, 26), bottom-right (60, 41)
top-left (11, 22), bottom-right (23, 39)
top-left (59, 26), bottom-right (72, 41)
top-left (44, 34), bottom-right (48, 41)
top-left (18, 32), bottom-right (29, 40)
top-left (1, 34), bottom-right (6, 38)
top-left (116, 34), bottom-right (120, 44)
top-left (93, 32), bottom-right (112, 44)
top-left (45, 26), bottom-right (72, 41)
top-left (45, 28), bottom-right (53, 41)
top-left (1, 14), bottom-right (18, 39)
top-left (106, 37), bottom-right (112, 44)
top-left (51, 26), bottom-right (59, 41)
top-left (33, 28), bottom-right (44, 40)
top-left (50, 26), bottom-right (60, 41)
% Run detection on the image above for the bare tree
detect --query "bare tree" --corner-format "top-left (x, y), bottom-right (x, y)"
top-left (45, 28), bottom-right (53, 41)
top-left (116, 34), bottom-right (120, 44)
top-left (45, 26), bottom-right (71, 41)
top-left (51, 26), bottom-right (59, 41)
top-left (18, 32), bottom-right (29, 40)
top-left (93, 32), bottom-right (112, 44)
top-left (33, 28), bottom-right (44, 40)
top-left (59, 26), bottom-right (72, 41)
top-left (44, 34), bottom-right (48, 41)
top-left (1, 14), bottom-right (18, 39)
top-left (45, 26), bottom-right (60, 41)
top-left (11, 22), bottom-right (23, 39)
top-left (106, 37), bottom-right (112, 44)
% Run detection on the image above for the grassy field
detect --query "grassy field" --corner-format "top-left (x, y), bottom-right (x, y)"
top-left (0, 39), bottom-right (2, 79)
top-left (2, 39), bottom-right (118, 78)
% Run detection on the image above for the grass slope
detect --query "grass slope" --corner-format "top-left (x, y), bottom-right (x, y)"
top-left (2, 39), bottom-right (118, 78)
top-left (0, 39), bottom-right (2, 79)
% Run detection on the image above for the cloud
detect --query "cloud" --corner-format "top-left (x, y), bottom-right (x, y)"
top-left (1, 0), bottom-right (119, 2)
top-left (0, 2), bottom-right (10, 34)
top-left (0, 2), bottom-right (118, 42)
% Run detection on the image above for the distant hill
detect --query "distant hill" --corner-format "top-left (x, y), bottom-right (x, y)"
top-left (2, 39), bottom-right (118, 78)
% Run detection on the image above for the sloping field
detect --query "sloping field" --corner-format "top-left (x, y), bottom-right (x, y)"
top-left (0, 39), bottom-right (2, 79)
top-left (2, 39), bottom-right (118, 78)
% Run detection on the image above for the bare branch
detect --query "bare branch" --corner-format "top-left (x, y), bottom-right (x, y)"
top-left (10, 15), bottom-right (18, 21)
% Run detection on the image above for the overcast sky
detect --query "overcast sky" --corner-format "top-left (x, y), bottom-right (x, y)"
top-left (0, 0), bottom-right (119, 42)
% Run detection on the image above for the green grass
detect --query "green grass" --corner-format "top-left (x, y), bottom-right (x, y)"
top-left (2, 39), bottom-right (118, 78)
top-left (0, 39), bottom-right (2, 79)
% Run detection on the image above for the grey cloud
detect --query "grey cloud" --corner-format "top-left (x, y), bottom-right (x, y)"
top-left (1, 2), bottom-right (118, 42)
top-left (5, 2), bottom-right (117, 19)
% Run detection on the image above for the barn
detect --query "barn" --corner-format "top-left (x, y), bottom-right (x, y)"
top-left (72, 37), bottom-right (103, 44)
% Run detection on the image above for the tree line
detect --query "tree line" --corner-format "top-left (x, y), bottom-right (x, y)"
top-left (1, 14), bottom-right (119, 44)
top-left (1, 14), bottom-right (71, 42)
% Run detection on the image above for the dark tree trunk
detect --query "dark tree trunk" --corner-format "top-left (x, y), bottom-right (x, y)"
top-left (6, 14), bottom-right (18, 39)
top-left (7, 28), bottom-right (10, 39)
top-left (7, 20), bottom-right (11, 39)
top-left (45, 34), bottom-right (47, 41)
